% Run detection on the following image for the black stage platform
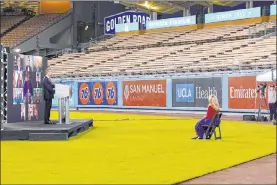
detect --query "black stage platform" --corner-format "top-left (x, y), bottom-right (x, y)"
top-left (1, 119), bottom-right (93, 141)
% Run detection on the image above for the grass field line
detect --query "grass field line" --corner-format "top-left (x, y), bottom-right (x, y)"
top-left (2, 112), bottom-right (275, 184)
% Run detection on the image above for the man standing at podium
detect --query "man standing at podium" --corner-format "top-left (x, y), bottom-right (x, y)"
top-left (43, 68), bottom-right (55, 124)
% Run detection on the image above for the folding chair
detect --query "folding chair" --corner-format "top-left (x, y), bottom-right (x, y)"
top-left (202, 113), bottom-right (222, 140)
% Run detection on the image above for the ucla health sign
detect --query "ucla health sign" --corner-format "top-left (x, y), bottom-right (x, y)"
top-left (104, 11), bottom-right (150, 35)
top-left (175, 84), bottom-right (195, 103)
top-left (172, 77), bottom-right (222, 108)
top-left (78, 81), bottom-right (118, 106)
top-left (146, 15), bottom-right (196, 30)
top-left (115, 22), bottom-right (139, 33)
top-left (270, 4), bottom-right (276, 15)
top-left (205, 7), bottom-right (261, 23)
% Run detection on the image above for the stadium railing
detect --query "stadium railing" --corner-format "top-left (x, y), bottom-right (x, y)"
top-left (46, 34), bottom-right (114, 57)
top-left (78, 34), bottom-right (114, 51)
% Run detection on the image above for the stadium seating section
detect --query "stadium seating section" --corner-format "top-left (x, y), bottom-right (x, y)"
top-left (1, 15), bottom-right (27, 35)
top-left (1, 12), bottom-right (70, 48)
top-left (48, 19), bottom-right (276, 77)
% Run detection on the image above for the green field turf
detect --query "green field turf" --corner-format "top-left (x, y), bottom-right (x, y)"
top-left (1, 111), bottom-right (276, 184)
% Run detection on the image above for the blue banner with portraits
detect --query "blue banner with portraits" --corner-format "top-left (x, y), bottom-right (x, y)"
top-left (104, 11), bottom-right (150, 35)
top-left (78, 81), bottom-right (118, 106)
top-left (205, 7), bottom-right (261, 23)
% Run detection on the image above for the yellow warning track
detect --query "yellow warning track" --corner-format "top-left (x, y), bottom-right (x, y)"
top-left (1, 111), bottom-right (276, 184)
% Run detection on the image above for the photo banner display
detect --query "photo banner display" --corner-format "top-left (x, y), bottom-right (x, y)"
top-left (78, 81), bottom-right (118, 105)
top-left (172, 77), bottom-right (222, 108)
top-left (7, 53), bottom-right (47, 123)
top-left (228, 76), bottom-right (276, 109)
top-left (122, 80), bottom-right (166, 107)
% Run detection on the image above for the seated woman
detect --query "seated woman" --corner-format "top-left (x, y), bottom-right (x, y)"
top-left (193, 95), bottom-right (220, 139)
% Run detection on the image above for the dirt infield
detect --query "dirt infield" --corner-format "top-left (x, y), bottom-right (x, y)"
top-left (76, 110), bottom-right (276, 184)
top-left (182, 154), bottom-right (276, 184)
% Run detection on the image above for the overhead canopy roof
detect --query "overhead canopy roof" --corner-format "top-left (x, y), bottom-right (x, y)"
top-left (211, 1), bottom-right (245, 7)
top-left (119, 1), bottom-right (245, 14)
top-left (256, 70), bottom-right (276, 82)
top-left (1, 1), bottom-right (246, 15)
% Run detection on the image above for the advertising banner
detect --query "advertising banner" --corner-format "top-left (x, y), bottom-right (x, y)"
top-left (78, 81), bottom-right (118, 106)
top-left (115, 22), bottom-right (139, 33)
top-left (205, 7), bottom-right (261, 23)
top-left (52, 81), bottom-right (76, 107)
top-left (270, 4), bottom-right (276, 15)
top-left (146, 15), bottom-right (196, 30)
top-left (172, 77), bottom-right (222, 108)
top-left (228, 76), bottom-right (276, 109)
top-left (123, 80), bottom-right (166, 107)
top-left (104, 11), bottom-right (150, 35)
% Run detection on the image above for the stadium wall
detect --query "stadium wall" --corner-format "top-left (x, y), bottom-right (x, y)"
top-left (116, 16), bottom-right (267, 36)
top-left (115, 6), bottom-right (276, 36)
top-left (72, 1), bottom-right (127, 43)
top-left (53, 70), bottom-right (276, 114)
top-left (17, 13), bottom-right (72, 53)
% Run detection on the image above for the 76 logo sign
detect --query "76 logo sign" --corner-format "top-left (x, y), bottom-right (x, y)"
top-left (107, 87), bottom-right (115, 99)
top-left (81, 87), bottom-right (89, 99)
top-left (79, 83), bottom-right (90, 105)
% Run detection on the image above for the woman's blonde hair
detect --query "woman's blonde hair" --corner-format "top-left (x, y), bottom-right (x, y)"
top-left (208, 94), bottom-right (219, 111)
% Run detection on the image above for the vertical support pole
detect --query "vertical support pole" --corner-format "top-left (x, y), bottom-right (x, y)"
top-left (208, 5), bottom-right (213, 13)
top-left (246, 1), bottom-right (249, 9)
top-left (58, 98), bottom-right (62, 124)
top-left (0, 44), bottom-right (3, 131)
top-left (0, 44), bottom-right (8, 130)
top-left (183, 7), bottom-right (190, 17)
top-left (257, 98), bottom-right (262, 121)
top-left (65, 97), bottom-right (70, 124)
top-left (249, 1), bottom-right (253, 8)
top-left (61, 98), bottom-right (65, 123)
top-left (152, 12), bottom-right (157, 20)
top-left (37, 1), bottom-right (40, 15)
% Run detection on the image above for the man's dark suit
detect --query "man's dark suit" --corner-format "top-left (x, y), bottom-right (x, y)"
top-left (43, 76), bottom-right (55, 124)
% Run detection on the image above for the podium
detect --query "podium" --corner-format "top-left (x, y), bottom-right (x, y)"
top-left (55, 84), bottom-right (71, 124)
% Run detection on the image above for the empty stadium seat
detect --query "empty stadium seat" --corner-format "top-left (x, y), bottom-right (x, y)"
top-left (87, 21), bottom-right (272, 51)
top-left (0, 15), bottom-right (27, 35)
top-left (1, 12), bottom-right (70, 48)
top-left (48, 20), bottom-right (276, 77)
